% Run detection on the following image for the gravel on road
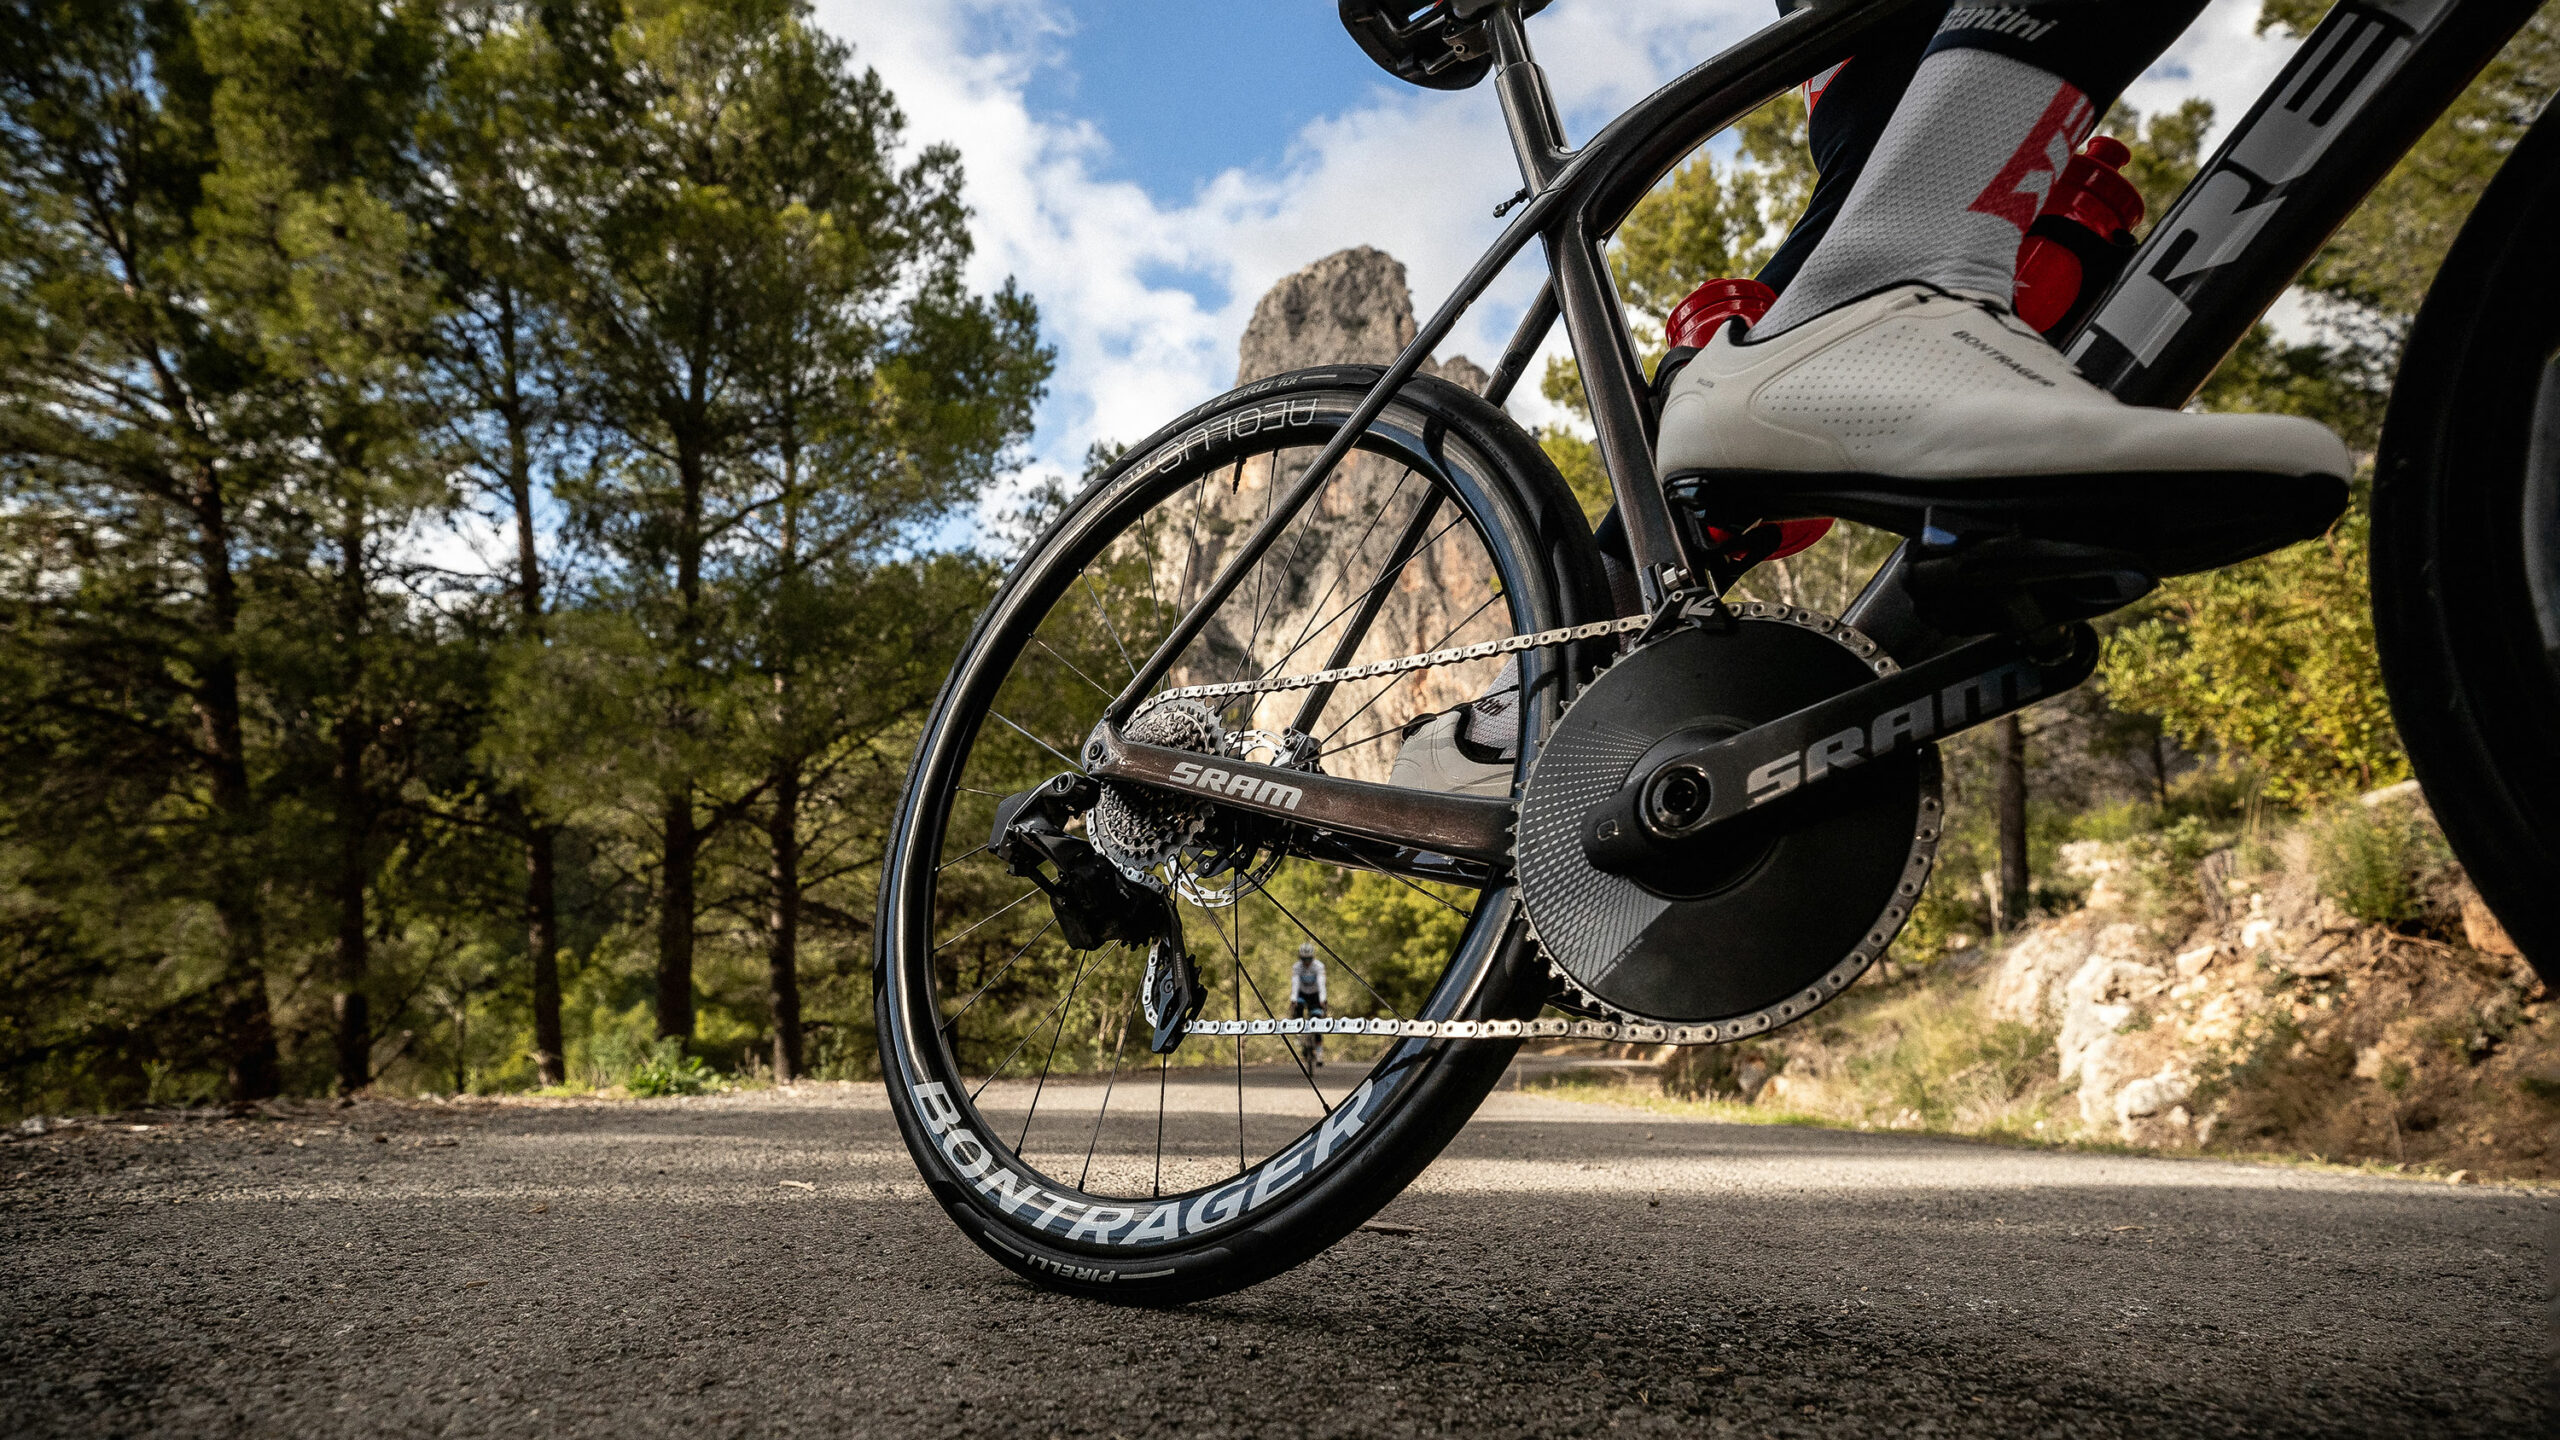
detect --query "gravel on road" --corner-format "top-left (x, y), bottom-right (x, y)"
top-left (3, 1075), bottom-right (2550, 1438)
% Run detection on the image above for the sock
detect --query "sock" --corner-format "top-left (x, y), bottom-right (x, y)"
top-left (1753, 45), bottom-right (2092, 336)
top-left (1457, 657), bottom-right (1520, 761)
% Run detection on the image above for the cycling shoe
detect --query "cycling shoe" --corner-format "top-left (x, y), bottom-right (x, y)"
top-left (1655, 284), bottom-right (2350, 576)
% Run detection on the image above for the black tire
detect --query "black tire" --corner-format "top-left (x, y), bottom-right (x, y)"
top-left (2373, 105), bottom-right (2560, 986)
top-left (874, 366), bottom-right (1610, 1303)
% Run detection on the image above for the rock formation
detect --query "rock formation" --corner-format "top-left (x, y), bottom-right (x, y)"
top-left (1144, 247), bottom-right (1503, 780)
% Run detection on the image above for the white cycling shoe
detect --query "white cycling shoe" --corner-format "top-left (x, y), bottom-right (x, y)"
top-left (1655, 284), bottom-right (2352, 575)
top-left (1386, 710), bottom-right (1512, 797)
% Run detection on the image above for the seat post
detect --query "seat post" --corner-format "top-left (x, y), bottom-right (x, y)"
top-left (1485, 4), bottom-right (1569, 188)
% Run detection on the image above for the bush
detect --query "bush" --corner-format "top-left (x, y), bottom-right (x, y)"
top-left (2308, 803), bottom-right (2449, 926)
top-left (627, 1039), bottom-right (717, 1098)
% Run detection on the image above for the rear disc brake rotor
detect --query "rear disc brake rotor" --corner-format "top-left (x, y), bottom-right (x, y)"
top-left (1516, 604), bottom-right (1941, 1035)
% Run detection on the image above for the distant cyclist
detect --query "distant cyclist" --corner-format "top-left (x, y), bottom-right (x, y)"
top-left (1289, 942), bottom-right (1328, 1068)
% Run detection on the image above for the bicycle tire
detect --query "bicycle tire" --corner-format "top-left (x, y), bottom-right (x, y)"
top-left (875, 366), bottom-right (1611, 1303)
top-left (2373, 103), bottom-right (2560, 986)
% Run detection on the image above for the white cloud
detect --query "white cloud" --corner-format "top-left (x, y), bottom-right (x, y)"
top-left (815, 0), bottom-right (2303, 521)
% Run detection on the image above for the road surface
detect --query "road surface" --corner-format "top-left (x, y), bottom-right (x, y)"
top-left (4, 1069), bottom-right (2549, 1437)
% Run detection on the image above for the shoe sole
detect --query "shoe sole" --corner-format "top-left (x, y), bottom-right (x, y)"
top-left (1666, 468), bottom-right (2350, 578)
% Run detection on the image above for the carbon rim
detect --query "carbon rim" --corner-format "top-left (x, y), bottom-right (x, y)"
top-left (876, 377), bottom-right (1572, 1259)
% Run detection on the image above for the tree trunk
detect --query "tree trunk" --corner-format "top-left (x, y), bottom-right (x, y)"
top-left (331, 506), bottom-right (371, 1097)
top-left (527, 826), bottom-right (564, 1085)
top-left (1995, 713), bottom-right (2030, 928)
top-left (332, 714), bottom-right (370, 1095)
top-left (191, 468), bottom-right (280, 1101)
top-left (498, 301), bottom-right (567, 1087)
top-left (767, 762), bottom-right (804, 1082)
top-left (657, 791), bottom-right (698, 1042)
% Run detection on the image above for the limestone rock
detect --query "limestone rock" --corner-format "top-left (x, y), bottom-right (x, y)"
top-left (1236, 246), bottom-right (1483, 392)
top-left (1140, 248), bottom-right (1502, 781)
top-left (2055, 932), bottom-right (2164, 1084)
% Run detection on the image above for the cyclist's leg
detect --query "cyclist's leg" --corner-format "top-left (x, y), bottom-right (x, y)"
top-left (1755, 0), bottom-right (2207, 334)
top-left (1756, 1), bottom-right (1943, 296)
top-left (1657, 0), bottom-right (2350, 535)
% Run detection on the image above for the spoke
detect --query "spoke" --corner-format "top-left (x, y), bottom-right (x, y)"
top-left (1385, 868), bottom-right (1474, 920)
top-left (1266, 464), bottom-right (1420, 684)
top-left (1317, 721), bottom-right (1408, 761)
top-left (1232, 466), bottom-right (1336, 701)
top-left (1233, 448), bottom-right (1286, 689)
top-left (934, 887), bottom-right (1041, 952)
top-left (1217, 897), bottom-right (1332, 1114)
top-left (1079, 991), bottom-right (1136, 1191)
top-left (1259, 513), bottom-right (1469, 688)
top-left (1016, 946), bottom-right (1100, 1153)
top-left (1034, 637), bottom-right (1117, 701)
top-left (1318, 590), bottom-right (1504, 747)
top-left (1153, 1049), bottom-right (1167, 1199)
top-left (972, 946), bottom-right (1096, 1102)
top-left (937, 843), bottom-right (989, 873)
top-left (945, 917), bottom-right (1057, 1026)
top-left (1080, 574), bottom-right (1139, 679)
top-left (1230, 899), bottom-right (1245, 1175)
top-left (989, 709), bottom-right (1084, 773)
top-left (1258, 885), bottom-right (1405, 1019)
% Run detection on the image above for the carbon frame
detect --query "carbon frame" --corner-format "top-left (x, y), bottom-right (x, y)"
top-left (1091, 0), bottom-right (2542, 861)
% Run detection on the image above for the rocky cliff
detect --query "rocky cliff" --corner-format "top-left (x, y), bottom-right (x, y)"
top-left (1146, 247), bottom-right (1499, 779)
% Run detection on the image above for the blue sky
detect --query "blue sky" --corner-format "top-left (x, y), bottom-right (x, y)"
top-left (1018, 4), bottom-right (1379, 208)
top-left (817, 1), bottom-right (2300, 516)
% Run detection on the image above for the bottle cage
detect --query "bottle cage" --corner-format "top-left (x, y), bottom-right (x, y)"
top-left (1338, 0), bottom-right (1556, 92)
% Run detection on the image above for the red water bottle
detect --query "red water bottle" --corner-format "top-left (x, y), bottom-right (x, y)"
top-left (1655, 276), bottom-right (1833, 565)
top-left (2013, 135), bottom-right (2145, 337)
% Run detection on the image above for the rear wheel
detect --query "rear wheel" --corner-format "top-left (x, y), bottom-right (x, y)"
top-left (2373, 106), bottom-right (2560, 985)
top-left (874, 367), bottom-right (1610, 1302)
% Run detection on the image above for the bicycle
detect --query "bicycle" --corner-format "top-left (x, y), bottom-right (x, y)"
top-left (874, 0), bottom-right (2560, 1303)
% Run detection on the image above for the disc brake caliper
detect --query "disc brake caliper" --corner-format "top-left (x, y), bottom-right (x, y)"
top-left (988, 774), bottom-right (1201, 1053)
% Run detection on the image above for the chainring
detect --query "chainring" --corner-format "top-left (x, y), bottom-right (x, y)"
top-left (1516, 603), bottom-right (1941, 1038)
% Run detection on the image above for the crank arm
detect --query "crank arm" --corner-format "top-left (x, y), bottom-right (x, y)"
top-left (1581, 624), bottom-right (2100, 875)
top-left (1082, 723), bottom-right (1515, 866)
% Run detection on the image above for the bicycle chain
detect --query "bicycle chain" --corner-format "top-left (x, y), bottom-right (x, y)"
top-left (1127, 604), bottom-right (1822, 1048)
top-left (1134, 614), bottom-right (1654, 718)
top-left (1181, 1014), bottom-right (1751, 1045)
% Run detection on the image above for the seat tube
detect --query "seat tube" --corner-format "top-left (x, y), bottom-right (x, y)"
top-left (1489, 5), bottom-right (1689, 605)
top-left (1487, 7), bottom-right (1567, 188)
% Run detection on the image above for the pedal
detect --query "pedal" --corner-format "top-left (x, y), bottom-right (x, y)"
top-left (1904, 511), bottom-right (2157, 635)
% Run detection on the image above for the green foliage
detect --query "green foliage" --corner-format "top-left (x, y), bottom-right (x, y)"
top-left (1839, 997), bottom-right (2057, 1131)
top-left (2308, 802), bottom-right (2451, 926)
top-left (626, 1038), bottom-right (717, 1098)
top-left (0, 0), bottom-right (1042, 1117)
top-left (1537, 428), bottom-right (1613, 526)
top-left (2100, 506), bottom-right (2403, 805)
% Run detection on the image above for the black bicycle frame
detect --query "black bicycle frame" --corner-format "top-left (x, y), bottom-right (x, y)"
top-left (1092, 0), bottom-right (2541, 845)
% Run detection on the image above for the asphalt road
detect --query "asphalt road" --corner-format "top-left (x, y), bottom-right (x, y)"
top-left (4, 1072), bottom-right (2550, 1438)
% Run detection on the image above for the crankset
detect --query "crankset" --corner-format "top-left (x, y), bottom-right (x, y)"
top-left (1515, 604), bottom-right (1945, 1032)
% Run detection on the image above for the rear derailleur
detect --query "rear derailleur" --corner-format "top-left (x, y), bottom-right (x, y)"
top-left (988, 775), bottom-right (1204, 1053)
